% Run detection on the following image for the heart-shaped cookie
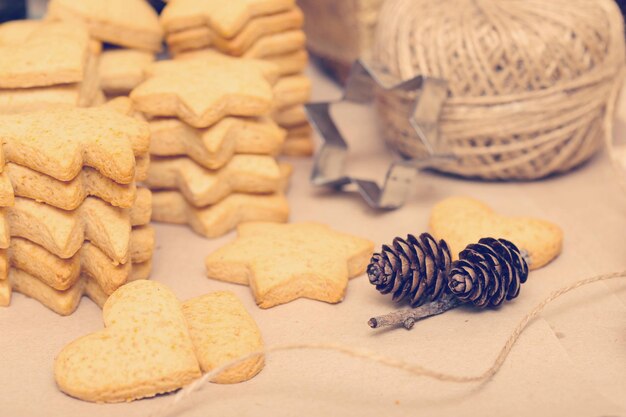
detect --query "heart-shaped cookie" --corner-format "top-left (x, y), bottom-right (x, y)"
top-left (183, 291), bottom-right (264, 384)
top-left (429, 196), bottom-right (563, 270)
top-left (54, 281), bottom-right (265, 402)
top-left (54, 280), bottom-right (202, 402)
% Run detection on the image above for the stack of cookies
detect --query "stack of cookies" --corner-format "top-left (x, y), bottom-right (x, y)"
top-left (130, 55), bottom-right (292, 238)
top-left (160, 0), bottom-right (314, 156)
top-left (0, 20), bottom-right (103, 114)
top-left (46, 0), bottom-right (163, 99)
top-left (0, 106), bottom-right (154, 315)
top-left (272, 73), bottom-right (313, 157)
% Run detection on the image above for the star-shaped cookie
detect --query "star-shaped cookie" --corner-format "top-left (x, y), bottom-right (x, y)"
top-left (161, 0), bottom-right (295, 37)
top-left (8, 225), bottom-right (153, 294)
top-left (146, 155), bottom-right (283, 206)
top-left (0, 21), bottom-right (90, 89)
top-left (0, 107), bottom-right (149, 183)
top-left (205, 222), bottom-right (374, 308)
top-left (47, 0), bottom-right (163, 52)
top-left (149, 116), bottom-right (285, 170)
top-left (130, 57), bottom-right (275, 128)
top-left (146, 53), bottom-right (279, 83)
top-left (165, 7), bottom-right (303, 56)
top-left (6, 188), bottom-right (150, 263)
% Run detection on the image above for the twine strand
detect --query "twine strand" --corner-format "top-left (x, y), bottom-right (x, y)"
top-left (605, 67), bottom-right (626, 194)
top-left (152, 270), bottom-right (626, 417)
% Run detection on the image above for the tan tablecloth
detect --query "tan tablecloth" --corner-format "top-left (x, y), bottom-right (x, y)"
top-left (0, 63), bottom-right (625, 417)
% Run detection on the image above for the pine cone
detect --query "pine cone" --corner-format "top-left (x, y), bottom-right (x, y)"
top-left (448, 238), bottom-right (529, 308)
top-left (368, 233), bottom-right (452, 307)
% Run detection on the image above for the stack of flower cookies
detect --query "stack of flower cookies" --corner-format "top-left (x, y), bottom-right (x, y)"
top-left (160, 0), bottom-right (314, 156)
top-left (46, 0), bottom-right (163, 99)
top-left (0, 106), bottom-right (154, 315)
top-left (0, 20), bottom-right (102, 114)
top-left (130, 55), bottom-right (291, 238)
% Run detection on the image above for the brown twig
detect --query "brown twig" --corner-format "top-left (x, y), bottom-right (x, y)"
top-left (368, 293), bottom-right (464, 330)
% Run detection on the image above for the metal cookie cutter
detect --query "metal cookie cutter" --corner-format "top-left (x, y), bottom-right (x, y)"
top-left (305, 59), bottom-right (453, 209)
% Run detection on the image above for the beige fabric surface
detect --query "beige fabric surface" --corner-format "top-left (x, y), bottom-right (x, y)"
top-left (0, 64), bottom-right (625, 416)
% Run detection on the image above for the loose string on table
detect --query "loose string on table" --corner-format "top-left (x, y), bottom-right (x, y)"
top-left (152, 270), bottom-right (626, 417)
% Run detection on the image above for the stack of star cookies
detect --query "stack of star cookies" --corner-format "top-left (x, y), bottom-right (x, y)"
top-left (0, 20), bottom-right (102, 114)
top-left (46, 0), bottom-right (163, 99)
top-left (0, 106), bottom-right (154, 315)
top-left (160, 0), bottom-right (314, 156)
top-left (272, 73), bottom-right (313, 157)
top-left (130, 55), bottom-right (291, 238)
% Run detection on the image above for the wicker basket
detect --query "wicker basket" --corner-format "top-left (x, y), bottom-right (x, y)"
top-left (373, 0), bottom-right (626, 180)
top-left (298, 0), bottom-right (385, 83)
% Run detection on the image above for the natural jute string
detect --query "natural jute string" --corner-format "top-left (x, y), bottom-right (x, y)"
top-left (152, 271), bottom-right (626, 417)
top-left (372, 0), bottom-right (626, 180)
top-left (605, 67), bottom-right (626, 194)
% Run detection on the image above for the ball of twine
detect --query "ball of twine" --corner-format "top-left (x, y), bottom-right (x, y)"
top-left (373, 0), bottom-right (626, 180)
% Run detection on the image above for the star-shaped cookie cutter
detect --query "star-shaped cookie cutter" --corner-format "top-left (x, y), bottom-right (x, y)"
top-left (306, 59), bottom-right (454, 209)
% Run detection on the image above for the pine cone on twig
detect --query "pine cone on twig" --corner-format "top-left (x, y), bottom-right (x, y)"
top-left (448, 238), bottom-right (529, 308)
top-left (368, 235), bottom-right (531, 329)
top-left (367, 233), bottom-right (452, 307)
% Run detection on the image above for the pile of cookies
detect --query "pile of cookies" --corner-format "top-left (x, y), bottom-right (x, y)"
top-left (46, 0), bottom-right (163, 99)
top-left (0, 20), bottom-right (102, 114)
top-left (160, 0), bottom-right (314, 156)
top-left (0, 105), bottom-right (154, 315)
top-left (130, 54), bottom-right (292, 238)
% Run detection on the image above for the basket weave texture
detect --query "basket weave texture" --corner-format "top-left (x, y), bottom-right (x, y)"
top-left (374, 0), bottom-right (626, 180)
